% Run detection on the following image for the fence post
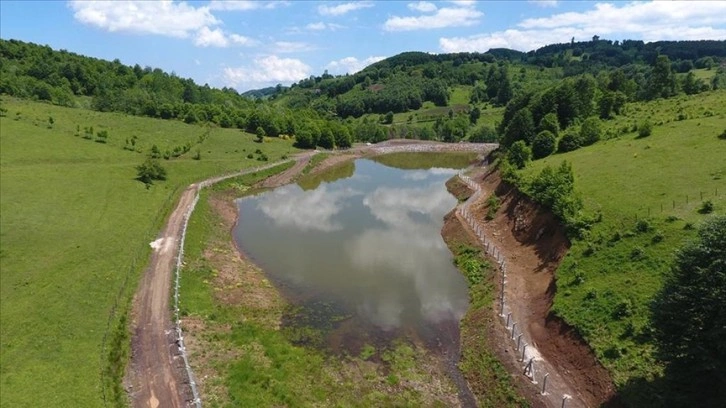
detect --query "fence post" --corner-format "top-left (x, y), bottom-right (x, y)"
top-left (520, 344), bottom-right (527, 362)
top-left (541, 373), bottom-right (549, 395)
top-left (511, 322), bottom-right (517, 339)
top-left (506, 313), bottom-right (511, 328)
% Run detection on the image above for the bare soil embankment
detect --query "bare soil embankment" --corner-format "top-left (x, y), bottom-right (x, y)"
top-left (451, 165), bottom-right (619, 407)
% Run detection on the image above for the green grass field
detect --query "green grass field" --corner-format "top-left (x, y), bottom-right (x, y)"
top-left (0, 97), bottom-right (298, 407)
top-left (522, 90), bottom-right (726, 406)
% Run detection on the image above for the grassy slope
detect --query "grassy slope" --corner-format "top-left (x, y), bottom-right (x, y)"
top-left (522, 90), bottom-right (726, 405)
top-left (0, 97), bottom-right (298, 407)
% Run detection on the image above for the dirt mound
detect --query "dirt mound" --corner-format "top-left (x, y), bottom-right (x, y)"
top-left (473, 168), bottom-right (619, 407)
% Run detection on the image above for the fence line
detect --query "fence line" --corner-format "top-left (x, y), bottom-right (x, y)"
top-left (456, 171), bottom-right (569, 403)
top-left (174, 190), bottom-right (202, 407)
top-left (172, 160), bottom-right (291, 408)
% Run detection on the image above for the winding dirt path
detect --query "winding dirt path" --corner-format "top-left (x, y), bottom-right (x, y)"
top-left (127, 154), bottom-right (312, 408)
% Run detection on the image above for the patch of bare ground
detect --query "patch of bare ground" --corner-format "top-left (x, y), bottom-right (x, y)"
top-left (442, 178), bottom-right (547, 407)
top-left (182, 151), bottom-right (466, 406)
top-left (458, 166), bottom-right (619, 407)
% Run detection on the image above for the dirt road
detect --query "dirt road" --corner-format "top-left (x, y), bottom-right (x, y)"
top-left (127, 154), bottom-right (312, 408)
top-left (126, 141), bottom-right (612, 408)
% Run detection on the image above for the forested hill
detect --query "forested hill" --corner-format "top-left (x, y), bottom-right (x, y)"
top-left (1, 37), bottom-right (725, 150)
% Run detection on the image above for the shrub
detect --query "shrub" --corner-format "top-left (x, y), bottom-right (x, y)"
top-left (635, 219), bottom-right (652, 233)
top-left (698, 200), bottom-right (714, 214)
top-left (630, 246), bottom-right (645, 260)
top-left (532, 130), bottom-right (556, 159)
top-left (719, 129), bottom-right (726, 140)
top-left (485, 195), bottom-right (501, 220)
top-left (558, 131), bottom-right (582, 152)
top-left (580, 117), bottom-right (602, 146)
top-left (469, 125), bottom-right (498, 143)
top-left (135, 158), bottom-right (167, 185)
top-left (613, 299), bottom-right (633, 319)
top-left (637, 120), bottom-right (653, 138)
top-left (507, 140), bottom-right (532, 169)
top-left (651, 231), bottom-right (665, 244)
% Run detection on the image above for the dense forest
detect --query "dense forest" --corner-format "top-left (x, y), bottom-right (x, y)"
top-left (1, 38), bottom-right (725, 152)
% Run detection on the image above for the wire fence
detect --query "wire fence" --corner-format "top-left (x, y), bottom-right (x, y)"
top-left (172, 159), bottom-right (292, 408)
top-left (456, 172), bottom-right (575, 407)
top-left (174, 190), bottom-right (202, 407)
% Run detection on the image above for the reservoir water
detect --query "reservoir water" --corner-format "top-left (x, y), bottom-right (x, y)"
top-left (233, 157), bottom-right (470, 354)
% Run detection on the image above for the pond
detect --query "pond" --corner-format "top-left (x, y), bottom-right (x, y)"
top-left (233, 155), bottom-right (471, 355)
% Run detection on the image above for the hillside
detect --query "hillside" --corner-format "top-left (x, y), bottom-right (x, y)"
top-left (0, 96), bottom-right (297, 406)
top-left (513, 89), bottom-right (726, 406)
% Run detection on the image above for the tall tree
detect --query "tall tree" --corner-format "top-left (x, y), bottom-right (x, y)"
top-left (646, 55), bottom-right (677, 99)
top-left (652, 216), bottom-right (726, 406)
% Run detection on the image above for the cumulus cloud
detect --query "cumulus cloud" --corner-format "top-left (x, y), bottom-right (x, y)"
top-left (440, 1), bottom-right (726, 52)
top-left (384, 4), bottom-right (483, 31)
top-left (326, 55), bottom-right (386, 74)
top-left (318, 1), bottom-right (374, 16)
top-left (69, 0), bottom-right (259, 48)
top-left (408, 1), bottom-right (437, 13)
top-left (69, 0), bottom-right (218, 38)
top-left (208, 0), bottom-right (288, 11)
top-left (223, 55), bottom-right (311, 90)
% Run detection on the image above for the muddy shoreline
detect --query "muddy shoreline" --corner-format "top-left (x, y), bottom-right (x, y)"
top-left (179, 140), bottom-right (616, 407)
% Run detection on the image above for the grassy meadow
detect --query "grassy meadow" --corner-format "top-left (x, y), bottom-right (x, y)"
top-left (0, 96), bottom-right (298, 407)
top-left (522, 90), bottom-right (726, 405)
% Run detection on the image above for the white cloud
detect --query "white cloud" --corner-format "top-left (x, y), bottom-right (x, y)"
top-left (384, 5), bottom-right (483, 31)
top-left (229, 33), bottom-right (257, 46)
top-left (305, 21), bottom-right (345, 31)
top-left (447, 0), bottom-right (476, 6)
top-left (306, 22), bottom-right (327, 30)
top-left (273, 41), bottom-right (317, 53)
top-left (326, 55), bottom-right (386, 74)
top-left (440, 1), bottom-right (726, 52)
top-left (528, 0), bottom-right (559, 8)
top-left (69, 0), bottom-right (259, 48)
top-left (208, 0), bottom-right (288, 11)
top-left (318, 1), bottom-right (374, 16)
top-left (194, 26), bottom-right (229, 47)
top-left (408, 1), bottom-right (437, 13)
top-left (69, 0), bottom-right (218, 38)
top-left (223, 55), bottom-right (312, 90)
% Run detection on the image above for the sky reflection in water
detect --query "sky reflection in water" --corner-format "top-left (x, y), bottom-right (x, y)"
top-left (234, 159), bottom-right (468, 332)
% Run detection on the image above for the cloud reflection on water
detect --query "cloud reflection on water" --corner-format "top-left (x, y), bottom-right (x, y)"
top-left (256, 184), bottom-right (359, 232)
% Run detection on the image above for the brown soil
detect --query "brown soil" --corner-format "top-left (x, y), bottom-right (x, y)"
top-left (127, 155), bottom-right (311, 408)
top-left (126, 141), bottom-right (616, 408)
top-left (453, 166), bottom-right (619, 408)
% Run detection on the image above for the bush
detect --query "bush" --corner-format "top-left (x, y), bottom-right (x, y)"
top-left (637, 120), bottom-right (653, 138)
top-left (532, 130), bottom-right (556, 159)
top-left (469, 125), bottom-right (498, 143)
top-left (580, 117), bottom-right (602, 146)
top-left (485, 195), bottom-right (500, 220)
top-left (634, 219), bottom-right (652, 233)
top-left (558, 131), bottom-right (582, 152)
top-left (507, 140), bottom-right (532, 169)
top-left (719, 129), bottom-right (726, 140)
top-left (136, 158), bottom-right (167, 185)
top-left (698, 200), bottom-right (714, 214)
top-left (651, 231), bottom-right (665, 244)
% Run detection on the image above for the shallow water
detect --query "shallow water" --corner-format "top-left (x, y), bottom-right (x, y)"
top-left (234, 158), bottom-right (469, 350)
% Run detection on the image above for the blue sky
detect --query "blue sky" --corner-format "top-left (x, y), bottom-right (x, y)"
top-left (1, 1), bottom-right (725, 91)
